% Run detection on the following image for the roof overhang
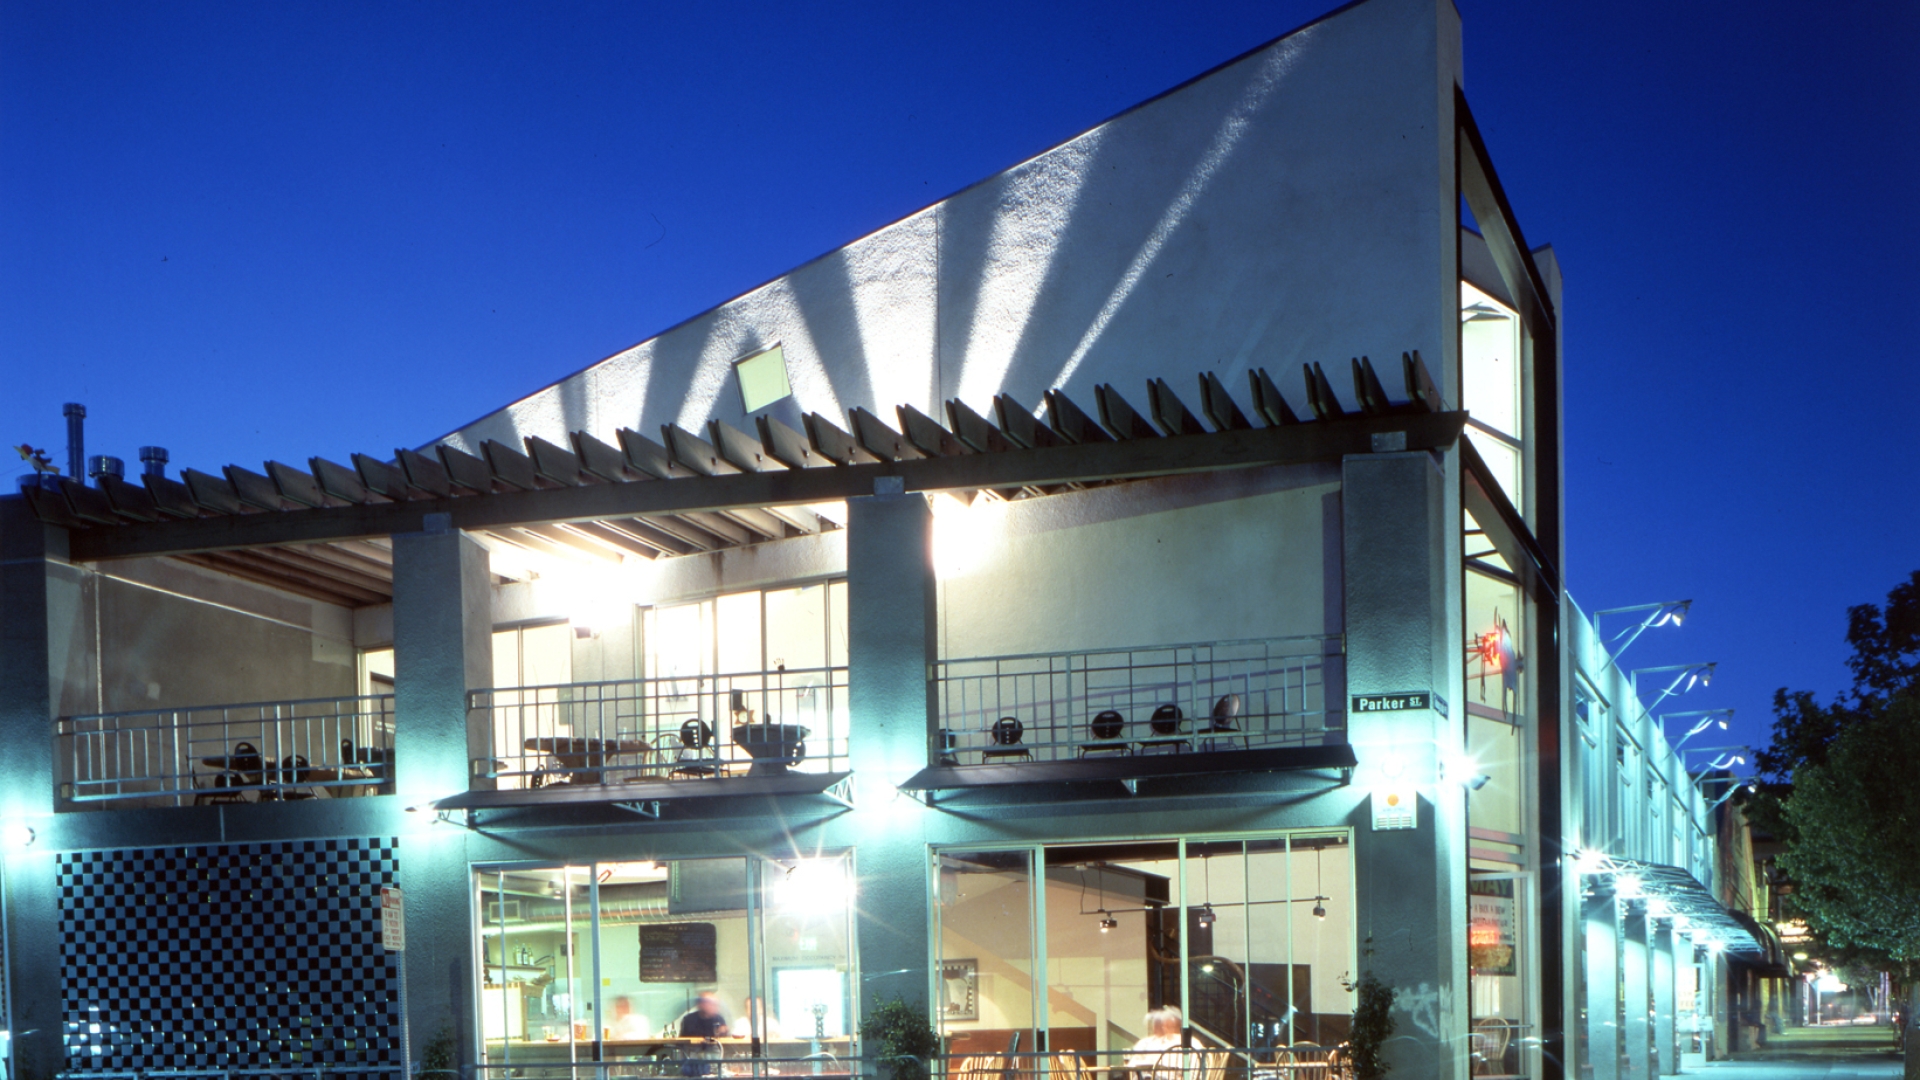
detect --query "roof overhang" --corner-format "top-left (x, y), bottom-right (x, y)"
top-left (424, 770), bottom-right (853, 813)
top-left (1583, 855), bottom-right (1766, 958)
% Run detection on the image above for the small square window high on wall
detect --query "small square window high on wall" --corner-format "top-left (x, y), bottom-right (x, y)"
top-left (735, 345), bottom-right (792, 414)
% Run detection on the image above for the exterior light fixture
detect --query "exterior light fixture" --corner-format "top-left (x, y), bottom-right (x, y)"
top-left (1632, 662), bottom-right (1717, 714)
top-left (2, 823), bottom-right (35, 850)
top-left (1614, 874), bottom-right (1644, 900)
top-left (1593, 600), bottom-right (1692, 669)
top-left (1665, 709), bottom-right (1734, 753)
top-left (1571, 849), bottom-right (1607, 876)
top-left (1793, 951), bottom-right (1809, 962)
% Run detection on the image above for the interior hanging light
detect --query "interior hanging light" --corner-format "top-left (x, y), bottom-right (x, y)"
top-left (1196, 854), bottom-right (1216, 928)
top-left (1099, 912), bottom-right (1117, 933)
top-left (1312, 844), bottom-right (1329, 919)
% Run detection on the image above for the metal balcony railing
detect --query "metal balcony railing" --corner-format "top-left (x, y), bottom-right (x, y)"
top-left (55, 694), bottom-right (396, 808)
top-left (471, 666), bottom-right (849, 789)
top-left (935, 636), bottom-right (1344, 767)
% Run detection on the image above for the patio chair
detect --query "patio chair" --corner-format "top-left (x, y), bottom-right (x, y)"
top-left (1080, 709), bottom-right (1130, 759)
top-left (1136, 705), bottom-right (1191, 754)
top-left (981, 717), bottom-right (1031, 763)
top-left (670, 719), bottom-right (719, 778)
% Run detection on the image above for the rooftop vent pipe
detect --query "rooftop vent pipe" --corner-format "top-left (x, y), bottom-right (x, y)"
top-left (88, 456), bottom-right (125, 486)
top-left (62, 403), bottom-right (86, 481)
top-left (139, 446), bottom-right (169, 478)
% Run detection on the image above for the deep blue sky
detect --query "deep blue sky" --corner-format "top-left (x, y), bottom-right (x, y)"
top-left (3, 1), bottom-right (1915, 761)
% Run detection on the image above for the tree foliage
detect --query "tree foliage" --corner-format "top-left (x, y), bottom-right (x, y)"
top-left (1750, 570), bottom-right (1920, 979)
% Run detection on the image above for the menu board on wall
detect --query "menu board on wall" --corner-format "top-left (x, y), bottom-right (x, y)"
top-left (1467, 879), bottom-right (1517, 976)
top-left (640, 922), bottom-right (718, 983)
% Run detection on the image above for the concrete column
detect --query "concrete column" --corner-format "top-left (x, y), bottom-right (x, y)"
top-left (391, 518), bottom-right (493, 1066)
top-left (392, 517), bottom-right (493, 803)
top-left (844, 487), bottom-right (937, 1017)
top-left (1582, 895), bottom-right (1619, 1080)
top-left (1652, 924), bottom-right (1675, 1074)
top-left (1342, 452), bottom-right (1467, 1080)
top-left (0, 497), bottom-right (66, 1080)
top-left (1621, 904), bottom-right (1650, 1080)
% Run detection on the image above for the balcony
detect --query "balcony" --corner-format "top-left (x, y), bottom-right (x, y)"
top-left (908, 636), bottom-right (1351, 794)
top-left (463, 665), bottom-right (850, 809)
top-left (56, 694), bottom-right (396, 808)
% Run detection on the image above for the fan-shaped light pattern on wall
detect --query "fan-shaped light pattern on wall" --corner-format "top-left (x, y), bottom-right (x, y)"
top-left (1049, 33), bottom-right (1310, 391)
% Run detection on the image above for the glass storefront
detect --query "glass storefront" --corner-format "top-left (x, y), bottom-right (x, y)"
top-left (474, 854), bottom-right (854, 1071)
top-left (933, 832), bottom-right (1354, 1058)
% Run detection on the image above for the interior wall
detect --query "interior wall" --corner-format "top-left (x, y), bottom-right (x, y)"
top-left (937, 466), bottom-right (1341, 661)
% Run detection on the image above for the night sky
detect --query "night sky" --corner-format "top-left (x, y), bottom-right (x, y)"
top-left (3, 1), bottom-right (1915, 764)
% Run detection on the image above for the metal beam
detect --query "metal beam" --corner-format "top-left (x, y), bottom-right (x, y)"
top-left (68, 412), bottom-right (1465, 560)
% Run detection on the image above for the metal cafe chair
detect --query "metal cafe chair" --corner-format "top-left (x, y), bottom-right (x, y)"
top-left (669, 719), bottom-right (720, 778)
top-left (1080, 709), bottom-right (1131, 759)
top-left (981, 716), bottom-right (1032, 763)
top-left (1136, 704), bottom-right (1191, 755)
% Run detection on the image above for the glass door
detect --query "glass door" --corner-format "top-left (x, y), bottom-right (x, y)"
top-left (934, 850), bottom-right (1039, 1056)
top-left (1468, 871), bottom-right (1532, 1079)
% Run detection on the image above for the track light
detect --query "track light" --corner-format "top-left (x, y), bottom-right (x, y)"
top-left (1312, 900), bottom-right (1327, 920)
top-left (1098, 911), bottom-right (1116, 933)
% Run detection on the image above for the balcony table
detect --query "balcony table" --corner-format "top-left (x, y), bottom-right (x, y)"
top-left (524, 736), bottom-right (653, 784)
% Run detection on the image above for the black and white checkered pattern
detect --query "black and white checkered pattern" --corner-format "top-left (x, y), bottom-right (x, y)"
top-left (59, 838), bottom-right (402, 1070)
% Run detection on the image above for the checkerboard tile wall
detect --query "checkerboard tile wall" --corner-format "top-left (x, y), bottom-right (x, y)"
top-left (59, 838), bottom-right (402, 1070)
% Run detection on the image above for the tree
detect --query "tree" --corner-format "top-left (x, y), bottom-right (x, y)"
top-left (1750, 570), bottom-right (1920, 1070)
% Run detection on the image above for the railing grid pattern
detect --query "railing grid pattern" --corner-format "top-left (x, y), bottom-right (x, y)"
top-left (57, 695), bottom-right (396, 807)
top-left (936, 636), bottom-right (1344, 766)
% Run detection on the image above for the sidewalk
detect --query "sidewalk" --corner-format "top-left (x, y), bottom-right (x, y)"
top-left (1689, 1023), bottom-right (1904, 1078)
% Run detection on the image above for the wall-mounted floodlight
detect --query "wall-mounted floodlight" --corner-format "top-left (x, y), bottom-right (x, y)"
top-left (2, 823), bottom-right (35, 850)
top-left (1594, 600), bottom-right (1692, 669)
top-left (1441, 751), bottom-right (1492, 791)
top-left (1707, 782), bottom-right (1756, 813)
top-left (1632, 662), bottom-right (1717, 714)
top-left (1665, 709), bottom-right (1734, 753)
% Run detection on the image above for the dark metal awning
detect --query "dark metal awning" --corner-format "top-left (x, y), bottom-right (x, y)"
top-left (900, 744), bottom-right (1357, 794)
top-left (425, 770), bottom-right (853, 815)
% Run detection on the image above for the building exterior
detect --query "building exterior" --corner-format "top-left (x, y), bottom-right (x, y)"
top-left (0, 2), bottom-right (1764, 1079)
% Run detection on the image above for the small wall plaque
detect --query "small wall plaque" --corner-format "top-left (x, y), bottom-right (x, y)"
top-left (1371, 786), bottom-right (1418, 831)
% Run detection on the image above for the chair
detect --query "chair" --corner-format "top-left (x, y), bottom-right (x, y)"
top-left (1324, 1045), bottom-right (1352, 1080)
top-left (276, 754), bottom-right (319, 800)
top-left (1048, 1053), bottom-right (1083, 1080)
top-left (1136, 705), bottom-right (1190, 754)
top-left (981, 717), bottom-right (1031, 763)
top-left (1080, 709), bottom-right (1130, 759)
top-left (669, 719), bottom-right (719, 778)
top-left (1469, 1021), bottom-right (1510, 1076)
top-left (1198, 694), bottom-right (1242, 753)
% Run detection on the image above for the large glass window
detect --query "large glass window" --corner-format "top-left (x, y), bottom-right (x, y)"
top-left (1465, 570), bottom-right (1526, 839)
top-left (933, 833), bottom-right (1353, 1062)
top-left (643, 583), bottom-right (849, 775)
top-left (1469, 873), bottom-right (1531, 1079)
top-left (1461, 281), bottom-right (1527, 515)
top-left (475, 854), bottom-right (854, 1071)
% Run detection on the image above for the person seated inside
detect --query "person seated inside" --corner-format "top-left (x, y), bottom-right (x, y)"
top-left (1124, 1006), bottom-right (1184, 1071)
top-left (610, 996), bottom-right (653, 1041)
top-left (677, 993), bottom-right (730, 1076)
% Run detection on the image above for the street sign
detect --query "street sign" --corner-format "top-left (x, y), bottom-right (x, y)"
top-left (381, 886), bottom-right (406, 952)
top-left (1351, 691), bottom-right (1448, 717)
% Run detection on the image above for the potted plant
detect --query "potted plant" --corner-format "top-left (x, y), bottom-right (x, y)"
top-left (1343, 972), bottom-right (1396, 1080)
top-left (860, 996), bottom-right (941, 1080)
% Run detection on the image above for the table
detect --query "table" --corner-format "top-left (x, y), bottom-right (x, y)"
top-left (730, 723), bottom-right (809, 776)
top-left (524, 736), bottom-right (653, 783)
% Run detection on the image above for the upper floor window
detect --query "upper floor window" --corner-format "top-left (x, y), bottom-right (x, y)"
top-left (1461, 282), bottom-right (1525, 513)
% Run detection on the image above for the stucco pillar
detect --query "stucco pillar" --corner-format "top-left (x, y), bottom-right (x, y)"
top-left (845, 486), bottom-right (937, 1019)
top-left (1342, 452), bottom-right (1467, 1080)
top-left (391, 517), bottom-right (493, 1067)
top-left (1582, 895), bottom-right (1620, 1080)
top-left (1621, 904), bottom-right (1650, 1080)
top-left (0, 497), bottom-right (66, 1080)
top-left (1652, 924), bottom-right (1675, 1074)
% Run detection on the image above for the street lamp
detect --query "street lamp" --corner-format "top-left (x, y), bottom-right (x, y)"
top-left (1681, 745), bottom-right (1750, 772)
top-left (1632, 662), bottom-right (1717, 714)
top-left (1664, 709), bottom-right (1734, 753)
top-left (1593, 600), bottom-right (1692, 669)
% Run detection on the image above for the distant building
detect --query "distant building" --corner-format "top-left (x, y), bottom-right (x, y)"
top-left (0, 2), bottom-right (1766, 1079)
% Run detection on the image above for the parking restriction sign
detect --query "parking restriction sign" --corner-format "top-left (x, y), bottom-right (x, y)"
top-left (381, 887), bottom-right (406, 952)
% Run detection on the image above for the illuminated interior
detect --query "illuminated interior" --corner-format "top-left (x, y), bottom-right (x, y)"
top-left (1460, 281), bottom-right (1526, 515)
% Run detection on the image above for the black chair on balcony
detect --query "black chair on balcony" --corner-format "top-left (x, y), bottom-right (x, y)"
top-left (669, 719), bottom-right (720, 779)
top-left (1136, 705), bottom-right (1191, 754)
top-left (980, 717), bottom-right (1031, 763)
top-left (275, 754), bottom-right (319, 800)
top-left (1198, 694), bottom-right (1243, 753)
top-left (193, 740), bottom-right (266, 805)
top-left (1079, 709), bottom-right (1131, 759)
